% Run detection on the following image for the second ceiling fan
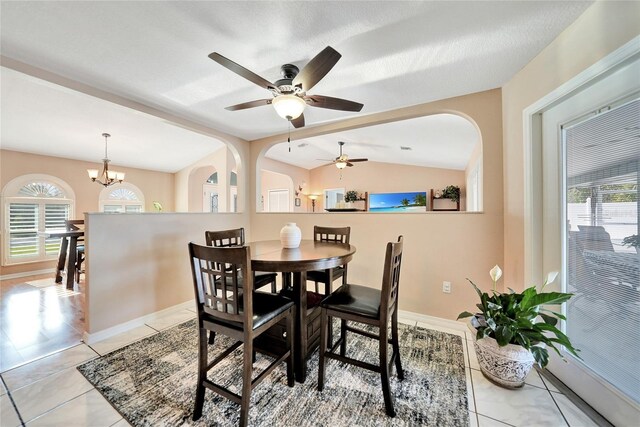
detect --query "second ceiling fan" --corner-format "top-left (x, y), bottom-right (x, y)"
top-left (209, 46), bottom-right (364, 128)
top-left (319, 141), bottom-right (369, 169)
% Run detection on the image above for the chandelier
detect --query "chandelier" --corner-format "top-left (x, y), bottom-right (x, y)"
top-left (87, 133), bottom-right (125, 187)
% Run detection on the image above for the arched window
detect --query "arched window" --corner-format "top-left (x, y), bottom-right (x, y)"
top-left (2, 174), bottom-right (74, 264)
top-left (99, 183), bottom-right (145, 213)
top-left (207, 173), bottom-right (218, 184)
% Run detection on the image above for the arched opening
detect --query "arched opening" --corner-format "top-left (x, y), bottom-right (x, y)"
top-left (99, 182), bottom-right (145, 213)
top-left (257, 112), bottom-right (482, 213)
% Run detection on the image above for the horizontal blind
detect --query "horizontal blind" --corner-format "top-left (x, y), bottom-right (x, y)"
top-left (44, 203), bottom-right (70, 255)
top-left (103, 205), bottom-right (123, 213)
top-left (564, 97), bottom-right (639, 403)
top-left (125, 205), bottom-right (142, 213)
top-left (9, 203), bottom-right (38, 257)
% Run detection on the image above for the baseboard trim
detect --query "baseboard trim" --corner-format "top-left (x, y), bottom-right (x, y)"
top-left (0, 268), bottom-right (56, 280)
top-left (397, 310), bottom-right (468, 332)
top-left (83, 300), bottom-right (193, 344)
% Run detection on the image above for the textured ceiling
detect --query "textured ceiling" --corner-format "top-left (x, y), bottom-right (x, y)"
top-left (0, 1), bottom-right (592, 143)
top-left (265, 114), bottom-right (479, 170)
top-left (0, 68), bottom-right (225, 173)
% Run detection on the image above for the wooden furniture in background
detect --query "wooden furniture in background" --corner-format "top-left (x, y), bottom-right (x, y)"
top-left (318, 236), bottom-right (405, 417)
top-left (205, 228), bottom-right (278, 293)
top-left (65, 220), bottom-right (85, 283)
top-left (42, 228), bottom-right (84, 289)
top-left (188, 243), bottom-right (294, 427)
top-left (249, 239), bottom-right (356, 382)
top-left (430, 189), bottom-right (460, 211)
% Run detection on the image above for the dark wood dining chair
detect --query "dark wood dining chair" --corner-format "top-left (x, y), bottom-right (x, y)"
top-left (189, 242), bottom-right (294, 427)
top-left (318, 236), bottom-right (404, 417)
top-left (205, 228), bottom-right (277, 293)
top-left (65, 219), bottom-right (84, 283)
top-left (307, 226), bottom-right (351, 294)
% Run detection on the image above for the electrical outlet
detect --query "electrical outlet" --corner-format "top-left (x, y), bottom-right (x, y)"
top-left (442, 281), bottom-right (452, 293)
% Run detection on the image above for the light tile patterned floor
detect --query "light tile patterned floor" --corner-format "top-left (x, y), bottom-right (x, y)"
top-left (0, 311), bottom-right (597, 427)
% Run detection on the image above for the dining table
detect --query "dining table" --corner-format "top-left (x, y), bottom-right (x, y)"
top-left (40, 229), bottom-right (84, 290)
top-left (248, 239), bottom-right (356, 382)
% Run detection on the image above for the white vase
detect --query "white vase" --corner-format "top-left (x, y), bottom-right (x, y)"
top-left (473, 335), bottom-right (535, 389)
top-left (280, 223), bottom-right (301, 248)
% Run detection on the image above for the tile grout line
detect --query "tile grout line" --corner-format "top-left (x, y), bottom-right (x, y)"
top-left (24, 387), bottom-right (96, 425)
top-left (547, 386), bottom-right (571, 427)
top-left (465, 338), bottom-right (480, 426)
top-left (1, 375), bottom-right (26, 427)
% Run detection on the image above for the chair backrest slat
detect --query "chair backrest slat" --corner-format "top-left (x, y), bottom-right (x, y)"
top-left (205, 228), bottom-right (245, 248)
top-left (189, 242), bottom-right (253, 325)
top-left (314, 226), bottom-right (350, 244)
top-left (380, 236), bottom-right (404, 319)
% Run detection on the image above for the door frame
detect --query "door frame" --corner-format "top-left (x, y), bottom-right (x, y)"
top-left (522, 36), bottom-right (640, 425)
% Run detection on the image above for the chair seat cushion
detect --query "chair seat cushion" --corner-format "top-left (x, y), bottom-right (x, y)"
top-left (254, 271), bottom-right (277, 290)
top-left (321, 284), bottom-right (381, 319)
top-left (215, 272), bottom-right (276, 291)
top-left (306, 266), bottom-right (345, 283)
top-left (204, 292), bottom-right (293, 330)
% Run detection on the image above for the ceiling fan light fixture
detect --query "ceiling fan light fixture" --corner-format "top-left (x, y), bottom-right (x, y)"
top-left (272, 94), bottom-right (306, 120)
top-left (335, 161), bottom-right (348, 169)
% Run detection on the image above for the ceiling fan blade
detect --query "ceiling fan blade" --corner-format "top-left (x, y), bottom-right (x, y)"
top-left (291, 113), bottom-right (305, 128)
top-left (346, 162), bottom-right (354, 167)
top-left (225, 99), bottom-right (272, 111)
top-left (305, 95), bottom-right (364, 112)
top-left (293, 46), bottom-right (341, 92)
top-left (348, 158), bottom-right (368, 162)
top-left (209, 52), bottom-right (279, 92)
top-left (315, 158), bottom-right (336, 161)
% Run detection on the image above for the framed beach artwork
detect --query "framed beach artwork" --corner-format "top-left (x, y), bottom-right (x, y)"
top-left (368, 191), bottom-right (427, 212)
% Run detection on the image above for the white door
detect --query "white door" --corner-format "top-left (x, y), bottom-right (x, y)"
top-left (268, 189), bottom-right (290, 212)
top-left (540, 57), bottom-right (640, 425)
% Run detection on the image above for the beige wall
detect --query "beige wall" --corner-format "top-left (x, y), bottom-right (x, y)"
top-left (0, 149), bottom-right (175, 276)
top-left (260, 157), bottom-right (311, 212)
top-left (309, 161), bottom-right (465, 212)
top-left (84, 212), bottom-right (248, 333)
top-left (250, 89), bottom-right (503, 320)
top-left (501, 1), bottom-right (640, 288)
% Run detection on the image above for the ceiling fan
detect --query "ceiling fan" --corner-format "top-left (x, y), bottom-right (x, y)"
top-left (208, 46), bottom-right (364, 128)
top-left (319, 141), bottom-right (369, 169)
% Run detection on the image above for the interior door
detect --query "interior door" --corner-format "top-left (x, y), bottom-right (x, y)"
top-left (540, 57), bottom-right (640, 425)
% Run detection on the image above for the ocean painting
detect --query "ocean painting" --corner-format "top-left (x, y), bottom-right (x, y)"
top-left (369, 191), bottom-right (427, 212)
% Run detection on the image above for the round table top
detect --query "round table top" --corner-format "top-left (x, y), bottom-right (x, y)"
top-left (248, 239), bottom-right (356, 272)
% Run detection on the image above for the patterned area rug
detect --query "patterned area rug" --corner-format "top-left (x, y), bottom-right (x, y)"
top-left (78, 320), bottom-right (468, 426)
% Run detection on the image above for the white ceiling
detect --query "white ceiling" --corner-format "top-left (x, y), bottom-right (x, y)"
top-left (0, 1), bottom-right (592, 145)
top-left (265, 114), bottom-right (479, 170)
top-left (0, 68), bottom-right (225, 173)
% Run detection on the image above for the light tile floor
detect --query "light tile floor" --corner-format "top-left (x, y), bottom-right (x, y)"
top-left (0, 310), bottom-right (599, 427)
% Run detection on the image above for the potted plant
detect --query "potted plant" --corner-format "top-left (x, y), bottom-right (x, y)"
top-left (344, 190), bottom-right (360, 203)
top-left (622, 234), bottom-right (639, 254)
top-left (441, 185), bottom-right (460, 202)
top-left (458, 266), bottom-right (579, 389)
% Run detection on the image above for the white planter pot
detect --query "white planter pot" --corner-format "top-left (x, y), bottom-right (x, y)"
top-left (280, 223), bottom-right (301, 248)
top-left (473, 335), bottom-right (535, 389)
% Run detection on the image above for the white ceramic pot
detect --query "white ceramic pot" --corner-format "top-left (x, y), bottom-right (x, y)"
top-left (473, 335), bottom-right (535, 389)
top-left (280, 223), bottom-right (302, 248)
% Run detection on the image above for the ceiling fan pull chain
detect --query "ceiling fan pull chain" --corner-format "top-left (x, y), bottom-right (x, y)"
top-left (288, 121), bottom-right (291, 152)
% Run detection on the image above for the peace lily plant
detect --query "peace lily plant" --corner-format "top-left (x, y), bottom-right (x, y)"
top-left (458, 265), bottom-right (580, 369)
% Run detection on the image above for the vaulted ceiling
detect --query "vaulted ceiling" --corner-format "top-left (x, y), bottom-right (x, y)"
top-left (0, 1), bottom-right (592, 171)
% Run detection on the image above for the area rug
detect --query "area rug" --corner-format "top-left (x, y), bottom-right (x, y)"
top-left (78, 320), bottom-right (468, 426)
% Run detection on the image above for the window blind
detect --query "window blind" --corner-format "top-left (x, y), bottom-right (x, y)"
top-left (564, 97), bottom-right (639, 403)
top-left (9, 203), bottom-right (38, 257)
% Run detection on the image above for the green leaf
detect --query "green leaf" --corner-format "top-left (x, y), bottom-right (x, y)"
top-left (539, 308), bottom-right (567, 320)
top-left (526, 292), bottom-right (573, 309)
top-left (538, 313), bottom-right (558, 326)
top-left (530, 346), bottom-right (549, 368)
top-left (495, 326), bottom-right (514, 346)
top-left (457, 311), bottom-right (474, 320)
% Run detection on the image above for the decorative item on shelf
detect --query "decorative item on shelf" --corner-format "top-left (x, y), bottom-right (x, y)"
top-left (280, 223), bottom-right (302, 249)
top-left (152, 201), bottom-right (163, 212)
top-left (307, 194), bottom-right (320, 212)
top-left (344, 190), bottom-right (360, 203)
top-left (458, 265), bottom-right (579, 389)
top-left (434, 190), bottom-right (442, 198)
top-left (87, 133), bottom-right (125, 187)
top-left (441, 185), bottom-right (460, 202)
